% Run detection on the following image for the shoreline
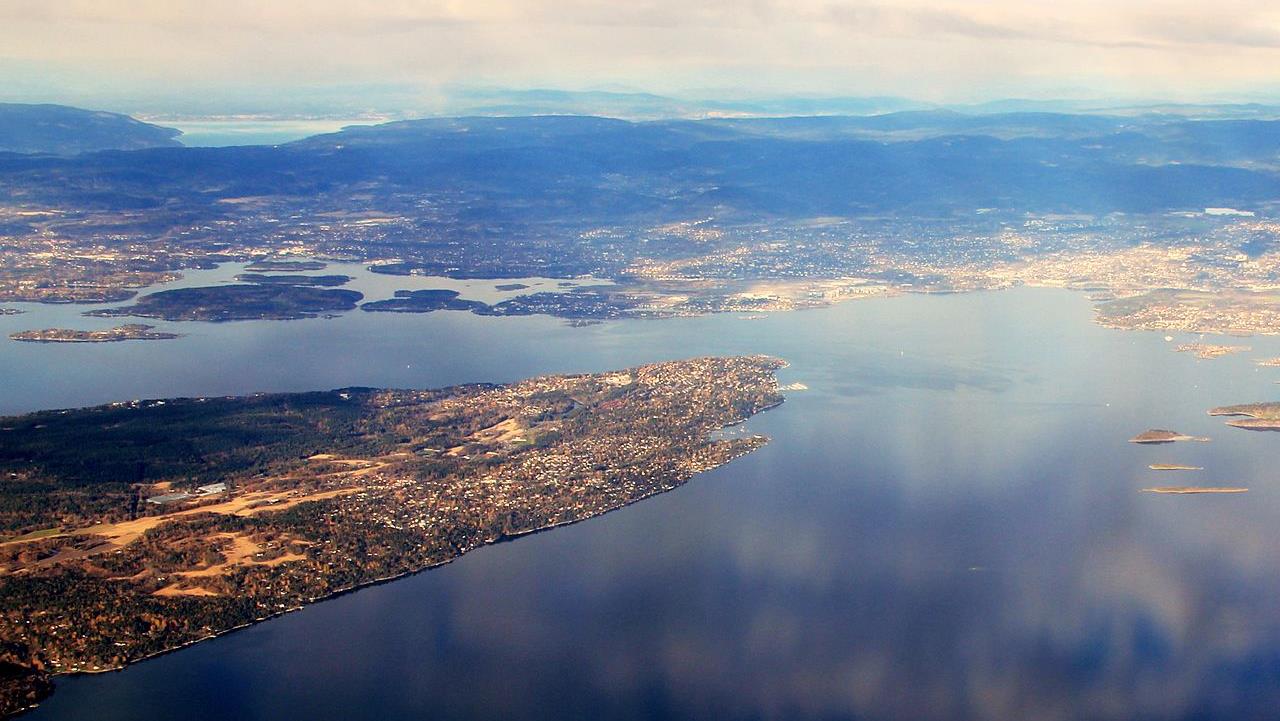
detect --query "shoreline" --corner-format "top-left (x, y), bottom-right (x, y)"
top-left (11, 397), bottom-right (781, 716)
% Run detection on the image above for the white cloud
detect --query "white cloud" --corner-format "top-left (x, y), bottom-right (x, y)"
top-left (2, 0), bottom-right (1279, 106)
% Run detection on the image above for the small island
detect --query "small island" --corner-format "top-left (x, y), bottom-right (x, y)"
top-left (9, 324), bottom-right (180, 343)
top-left (0, 309), bottom-right (20, 316)
top-left (243, 260), bottom-right (327, 272)
top-left (1129, 429), bottom-right (1210, 444)
top-left (1175, 343), bottom-right (1251, 359)
top-left (1208, 402), bottom-right (1280, 430)
top-left (1141, 486), bottom-right (1249, 494)
top-left (233, 273), bottom-right (352, 287)
top-left (1148, 464), bottom-right (1203, 471)
top-left (495, 283), bottom-right (531, 291)
top-left (87, 284), bottom-right (364, 322)
top-left (0, 355), bottom-right (785, 715)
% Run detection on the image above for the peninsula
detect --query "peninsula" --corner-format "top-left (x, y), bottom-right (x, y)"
top-left (1208, 402), bottom-right (1280, 430)
top-left (0, 355), bottom-right (785, 716)
top-left (1174, 343), bottom-right (1251, 359)
top-left (9, 324), bottom-right (180, 343)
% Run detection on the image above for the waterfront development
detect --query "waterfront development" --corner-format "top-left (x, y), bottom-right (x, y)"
top-left (7, 113), bottom-right (1280, 335)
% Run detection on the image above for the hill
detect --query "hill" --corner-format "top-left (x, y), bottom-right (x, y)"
top-left (0, 103), bottom-right (181, 155)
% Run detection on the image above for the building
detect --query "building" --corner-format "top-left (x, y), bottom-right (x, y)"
top-left (145, 492), bottom-right (192, 505)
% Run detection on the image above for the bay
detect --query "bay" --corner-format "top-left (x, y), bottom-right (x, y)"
top-left (8, 268), bottom-right (1280, 720)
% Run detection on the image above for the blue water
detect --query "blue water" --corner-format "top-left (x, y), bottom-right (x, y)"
top-left (9, 269), bottom-right (1280, 720)
top-left (157, 120), bottom-right (377, 147)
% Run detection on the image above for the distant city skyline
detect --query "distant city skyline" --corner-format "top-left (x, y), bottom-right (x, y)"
top-left (4, 0), bottom-right (1280, 114)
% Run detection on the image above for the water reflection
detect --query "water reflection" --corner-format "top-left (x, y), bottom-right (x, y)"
top-left (14, 283), bottom-right (1280, 720)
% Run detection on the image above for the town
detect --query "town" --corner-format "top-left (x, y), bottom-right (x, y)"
top-left (5, 194), bottom-right (1280, 331)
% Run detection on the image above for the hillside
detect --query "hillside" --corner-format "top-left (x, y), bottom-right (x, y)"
top-left (0, 104), bottom-right (181, 155)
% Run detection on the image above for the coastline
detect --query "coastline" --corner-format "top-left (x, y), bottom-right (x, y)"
top-left (21, 431), bottom-right (774, 714)
top-left (5, 379), bottom-right (783, 717)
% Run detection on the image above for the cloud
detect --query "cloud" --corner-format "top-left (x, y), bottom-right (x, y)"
top-left (2, 0), bottom-right (1280, 107)
top-left (1137, 13), bottom-right (1280, 49)
top-left (820, 4), bottom-right (1042, 41)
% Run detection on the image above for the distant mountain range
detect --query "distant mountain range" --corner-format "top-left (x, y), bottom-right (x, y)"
top-left (22, 84), bottom-right (1280, 122)
top-left (0, 103), bottom-right (181, 155)
top-left (436, 87), bottom-right (931, 120)
top-left (3, 109), bottom-right (1277, 221)
top-left (442, 88), bottom-right (1280, 123)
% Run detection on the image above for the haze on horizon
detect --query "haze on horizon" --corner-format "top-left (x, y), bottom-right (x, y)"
top-left (4, 0), bottom-right (1280, 114)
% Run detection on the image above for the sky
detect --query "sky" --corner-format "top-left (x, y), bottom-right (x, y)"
top-left (3, 0), bottom-right (1280, 113)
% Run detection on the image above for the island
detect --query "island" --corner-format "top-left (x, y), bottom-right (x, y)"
top-left (361, 286), bottom-right (675, 320)
top-left (1129, 429), bottom-right (1210, 444)
top-left (1207, 402), bottom-right (1280, 430)
top-left (0, 286), bottom-right (141, 305)
top-left (86, 285), bottom-right (364, 322)
top-left (9, 324), bottom-right (180, 343)
top-left (0, 355), bottom-right (786, 716)
top-left (1148, 464), bottom-right (1204, 471)
top-left (1174, 343), bottom-right (1251, 359)
top-left (359, 289), bottom-right (488, 313)
top-left (0, 310), bottom-right (19, 317)
top-left (494, 283), bottom-right (531, 291)
top-left (243, 260), bottom-right (328, 272)
top-left (233, 273), bottom-right (352, 287)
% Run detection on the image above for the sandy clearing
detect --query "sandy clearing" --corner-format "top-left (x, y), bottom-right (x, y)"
top-left (1, 486), bottom-right (366, 552)
top-left (153, 583), bottom-right (220, 597)
top-left (160, 532), bottom-right (310, 588)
